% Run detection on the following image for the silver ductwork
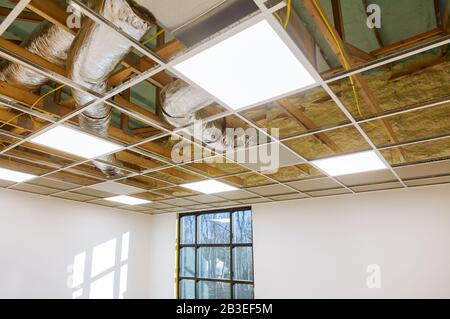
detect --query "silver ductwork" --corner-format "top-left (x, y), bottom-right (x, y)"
top-left (0, 0), bottom-right (155, 178)
top-left (67, 0), bottom-right (155, 177)
top-left (0, 0), bottom-right (247, 176)
top-left (0, 22), bottom-right (74, 90)
top-left (160, 79), bottom-right (254, 152)
top-left (160, 80), bottom-right (227, 147)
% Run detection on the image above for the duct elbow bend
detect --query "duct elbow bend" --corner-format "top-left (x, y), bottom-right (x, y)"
top-left (67, 0), bottom-right (154, 178)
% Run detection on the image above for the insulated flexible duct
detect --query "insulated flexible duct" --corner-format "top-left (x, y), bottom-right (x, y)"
top-left (0, 22), bottom-right (74, 90)
top-left (161, 79), bottom-right (254, 152)
top-left (67, 0), bottom-right (155, 177)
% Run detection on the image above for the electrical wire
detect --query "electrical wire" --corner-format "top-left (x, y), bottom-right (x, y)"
top-left (142, 28), bottom-right (165, 46)
top-left (311, 0), bottom-right (380, 128)
top-left (274, 0), bottom-right (292, 29)
top-left (284, 0), bottom-right (292, 29)
top-left (0, 84), bottom-right (65, 130)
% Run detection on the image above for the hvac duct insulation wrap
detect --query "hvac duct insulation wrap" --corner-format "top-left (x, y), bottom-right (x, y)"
top-left (0, 22), bottom-right (74, 90)
top-left (67, 0), bottom-right (155, 177)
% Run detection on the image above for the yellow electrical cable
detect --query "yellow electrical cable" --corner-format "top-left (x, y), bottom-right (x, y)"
top-left (31, 84), bottom-right (65, 110)
top-left (274, 11), bottom-right (283, 24)
top-left (274, 0), bottom-right (292, 29)
top-left (311, 0), bottom-right (380, 129)
top-left (284, 0), bottom-right (292, 29)
top-left (142, 28), bottom-right (165, 46)
top-left (0, 84), bottom-right (65, 130)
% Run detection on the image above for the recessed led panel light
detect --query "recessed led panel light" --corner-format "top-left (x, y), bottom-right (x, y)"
top-left (30, 126), bottom-right (122, 159)
top-left (182, 180), bottom-right (237, 194)
top-left (0, 168), bottom-right (36, 182)
top-left (173, 20), bottom-right (316, 110)
top-left (312, 151), bottom-right (388, 177)
top-left (105, 195), bottom-right (151, 206)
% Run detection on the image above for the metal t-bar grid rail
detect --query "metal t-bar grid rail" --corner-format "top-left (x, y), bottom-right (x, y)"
top-left (0, 0), bottom-right (448, 214)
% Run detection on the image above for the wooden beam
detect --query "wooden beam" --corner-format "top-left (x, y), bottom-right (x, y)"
top-left (278, 99), bottom-right (342, 153)
top-left (345, 42), bottom-right (375, 63)
top-left (0, 38), bottom-right (66, 77)
top-left (120, 89), bottom-right (130, 130)
top-left (131, 126), bottom-right (162, 137)
top-left (389, 55), bottom-right (447, 80)
top-left (113, 95), bottom-right (171, 130)
top-left (303, 0), bottom-right (406, 161)
top-left (0, 156), bottom-right (49, 175)
top-left (16, 0), bottom-right (178, 88)
top-left (0, 82), bottom-right (47, 115)
top-left (445, 0), bottom-right (450, 34)
top-left (0, 6), bottom-right (43, 22)
top-left (118, 53), bottom-right (174, 88)
top-left (331, 0), bottom-right (345, 40)
top-left (278, 5), bottom-right (317, 67)
top-left (371, 28), bottom-right (443, 57)
top-left (0, 108), bottom-right (34, 131)
top-left (23, 0), bottom-right (73, 33)
top-left (108, 67), bottom-right (135, 87)
top-left (115, 151), bottom-right (161, 170)
top-left (155, 167), bottom-right (203, 182)
top-left (435, 0), bottom-right (442, 27)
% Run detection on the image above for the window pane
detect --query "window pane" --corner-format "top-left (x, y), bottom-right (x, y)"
top-left (234, 284), bottom-right (254, 299)
top-left (233, 210), bottom-right (252, 243)
top-left (233, 247), bottom-right (253, 281)
top-left (180, 280), bottom-right (195, 299)
top-left (180, 247), bottom-right (195, 278)
top-left (198, 247), bottom-right (230, 280)
top-left (198, 281), bottom-right (231, 299)
top-left (180, 215), bottom-right (195, 244)
top-left (198, 213), bottom-right (231, 244)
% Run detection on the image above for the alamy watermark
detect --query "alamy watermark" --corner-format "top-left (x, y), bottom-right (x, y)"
top-left (366, 4), bottom-right (381, 29)
top-left (66, 4), bottom-right (82, 29)
top-left (170, 120), bottom-right (281, 173)
top-left (366, 264), bottom-right (381, 289)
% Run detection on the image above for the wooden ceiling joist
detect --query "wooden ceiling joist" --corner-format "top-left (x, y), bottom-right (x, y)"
top-left (278, 99), bottom-right (342, 153)
top-left (0, 6), bottom-right (43, 23)
top-left (331, 0), bottom-right (344, 40)
top-left (371, 27), bottom-right (444, 57)
top-left (10, 0), bottom-right (178, 88)
top-left (302, 0), bottom-right (407, 162)
top-left (445, 0), bottom-right (450, 34)
top-left (345, 43), bottom-right (375, 63)
top-left (0, 38), bottom-right (66, 76)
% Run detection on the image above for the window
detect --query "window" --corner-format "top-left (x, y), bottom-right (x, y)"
top-left (178, 208), bottom-right (254, 299)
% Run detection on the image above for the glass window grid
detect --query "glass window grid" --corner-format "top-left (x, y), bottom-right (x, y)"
top-left (178, 207), bottom-right (254, 299)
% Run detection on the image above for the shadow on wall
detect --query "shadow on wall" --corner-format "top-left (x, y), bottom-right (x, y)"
top-left (67, 232), bottom-right (130, 299)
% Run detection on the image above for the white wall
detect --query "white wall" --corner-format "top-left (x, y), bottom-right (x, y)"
top-left (0, 188), bottom-right (154, 299)
top-left (147, 213), bottom-right (177, 299)
top-left (253, 184), bottom-right (450, 299)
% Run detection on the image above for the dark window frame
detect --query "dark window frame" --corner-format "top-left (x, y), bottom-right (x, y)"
top-left (178, 207), bottom-right (254, 299)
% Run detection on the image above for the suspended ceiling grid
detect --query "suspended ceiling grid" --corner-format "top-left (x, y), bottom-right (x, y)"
top-left (0, 0), bottom-right (448, 215)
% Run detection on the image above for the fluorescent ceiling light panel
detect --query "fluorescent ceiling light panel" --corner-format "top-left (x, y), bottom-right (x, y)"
top-left (182, 180), bottom-right (237, 194)
top-left (30, 126), bottom-right (122, 159)
top-left (89, 182), bottom-right (145, 195)
top-left (173, 20), bottom-right (316, 110)
top-left (105, 195), bottom-right (151, 206)
top-left (312, 151), bottom-right (388, 177)
top-left (0, 168), bottom-right (36, 182)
